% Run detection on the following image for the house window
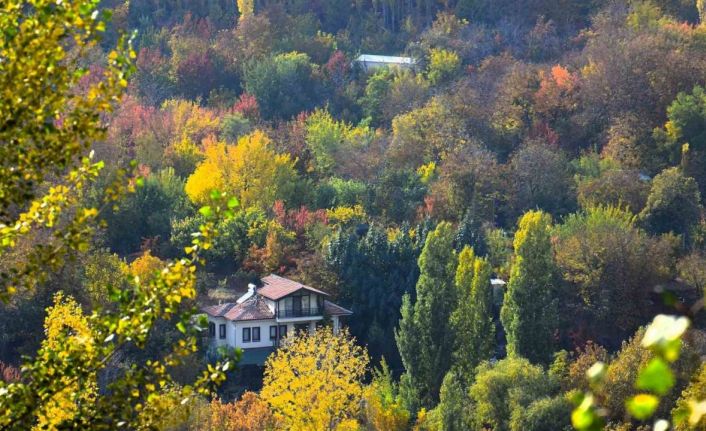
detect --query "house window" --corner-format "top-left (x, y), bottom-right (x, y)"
top-left (219, 324), bottom-right (226, 339)
top-left (252, 327), bottom-right (260, 342)
top-left (270, 325), bottom-right (277, 340)
top-left (278, 325), bottom-right (287, 339)
top-left (242, 327), bottom-right (251, 343)
top-left (208, 322), bottom-right (215, 337)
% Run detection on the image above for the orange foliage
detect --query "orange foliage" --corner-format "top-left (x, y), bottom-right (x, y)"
top-left (550, 65), bottom-right (576, 91)
top-left (208, 392), bottom-right (277, 431)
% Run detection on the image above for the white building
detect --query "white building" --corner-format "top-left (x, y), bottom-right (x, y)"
top-left (202, 274), bottom-right (352, 364)
top-left (354, 54), bottom-right (417, 72)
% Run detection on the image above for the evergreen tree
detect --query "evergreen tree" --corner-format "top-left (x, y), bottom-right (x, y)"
top-left (396, 222), bottom-right (458, 406)
top-left (451, 246), bottom-right (495, 381)
top-left (455, 206), bottom-right (487, 255)
top-left (500, 210), bottom-right (559, 365)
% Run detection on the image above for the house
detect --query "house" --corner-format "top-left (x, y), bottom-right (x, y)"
top-left (354, 54), bottom-right (417, 72)
top-left (202, 274), bottom-right (352, 364)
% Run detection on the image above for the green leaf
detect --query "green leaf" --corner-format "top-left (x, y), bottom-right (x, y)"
top-left (199, 206), bottom-right (213, 218)
top-left (227, 197), bottom-right (239, 209)
top-left (636, 358), bottom-right (675, 396)
top-left (176, 321), bottom-right (186, 334)
top-left (627, 394), bottom-right (660, 420)
top-left (209, 189), bottom-right (221, 200)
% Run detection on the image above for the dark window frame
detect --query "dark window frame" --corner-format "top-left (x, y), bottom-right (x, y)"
top-left (242, 327), bottom-right (251, 343)
top-left (208, 322), bottom-right (215, 337)
top-left (270, 325), bottom-right (277, 340)
top-left (218, 324), bottom-right (226, 339)
top-left (252, 327), bottom-right (260, 342)
top-left (278, 325), bottom-right (287, 339)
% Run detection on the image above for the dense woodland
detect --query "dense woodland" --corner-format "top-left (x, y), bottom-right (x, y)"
top-left (5, 0), bottom-right (706, 429)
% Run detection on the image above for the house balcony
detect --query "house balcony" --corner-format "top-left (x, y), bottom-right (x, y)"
top-left (276, 307), bottom-right (322, 319)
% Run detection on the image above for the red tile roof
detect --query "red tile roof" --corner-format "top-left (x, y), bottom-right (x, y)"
top-left (324, 300), bottom-right (353, 316)
top-left (202, 303), bottom-right (237, 317)
top-left (258, 274), bottom-right (329, 300)
top-left (202, 297), bottom-right (274, 322)
top-left (224, 297), bottom-right (275, 321)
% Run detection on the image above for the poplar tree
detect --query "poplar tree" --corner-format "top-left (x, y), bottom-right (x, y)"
top-left (500, 210), bottom-right (559, 365)
top-left (396, 222), bottom-right (458, 406)
top-left (451, 246), bottom-right (495, 381)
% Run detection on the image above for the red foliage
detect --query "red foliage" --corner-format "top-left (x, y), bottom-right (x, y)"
top-left (233, 93), bottom-right (260, 121)
top-left (176, 51), bottom-right (217, 96)
top-left (0, 361), bottom-right (20, 383)
top-left (273, 200), bottom-right (328, 236)
top-left (108, 95), bottom-right (160, 145)
top-left (324, 51), bottom-right (349, 88)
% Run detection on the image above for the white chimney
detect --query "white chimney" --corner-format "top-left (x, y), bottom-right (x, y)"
top-left (236, 283), bottom-right (257, 304)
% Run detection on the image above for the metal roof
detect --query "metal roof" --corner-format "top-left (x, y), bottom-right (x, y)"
top-left (355, 54), bottom-right (416, 65)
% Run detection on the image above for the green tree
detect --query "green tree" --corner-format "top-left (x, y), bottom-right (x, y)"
top-left (435, 371), bottom-right (472, 431)
top-left (243, 52), bottom-right (319, 120)
top-left (105, 167), bottom-right (191, 255)
top-left (469, 357), bottom-right (559, 431)
top-left (500, 210), bottom-right (558, 365)
top-left (656, 86), bottom-right (706, 196)
top-left (451, 247), bottom-right (495, 381)
top-left (396, 222), bottom-right (458, 406)
top-left (555, 206), bottom-right (676, 341)
top-left (639, 167), bottom-right (702, 239)
top-left (326, 224), bottom-right (421, 367)
top-left (510, 395), bottom-right (573, 431)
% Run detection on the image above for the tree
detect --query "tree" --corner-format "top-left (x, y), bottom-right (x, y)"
top-left (673, 363), bottom-right (706, 431)
top-left (185, 131), bottom-right (298, 210)
top-left (510, 395), bottom-right (573, 431)
top-left (469, 357), bottom-right (559, 431)
top-left (554, 205), bottom-right (675, 342)
top-left (500, 210), bottom-right (558, 365)
top-left (451, 247), bottom-right (495, 381)
top-left (435, 371), bottom-right (473, 431)
top-left (208, 392), bottom-right (278, 431)
top-left (639, 167), bottom-right (702, 239)
top-left (0, 2), bottom-right (237, 422)
top-left (305, 109), bottom-right (372, 175)
top-left (364, 360), bottom-right (411, 431)
top-left (33, 293), bottom-right (97, 429)
top-left (325, 224), bottom-right (421, 366)
top-left (0, 0), bottom-right (130, 222)
top-left (656, 86), bottom-right (706, 196)
top-left (260, 327), bottom-right (368, 430)
top-left (243, 52), bottom-right (320, 120)
top-left (396, 222), bottom-right (458, 406)
top-left (236, 0), bottom-right (254, 17)
top-left (105, 167), bottom-right (191, 255)
top-left (677, 252), bottom-right (706, 299)
top-left (427, 49), bottom-right (462, 86)
top-left (454, 207), bottom-right (487, 255)
top-left (508, 141), bottom-right (575, 219)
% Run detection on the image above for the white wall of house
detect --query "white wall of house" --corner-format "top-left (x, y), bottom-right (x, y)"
top-left (209, 316), bottom-right (229, 348)
top-left (234, 319), bottom-right (278, 349)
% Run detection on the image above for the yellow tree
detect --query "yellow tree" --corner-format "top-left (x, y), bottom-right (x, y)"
top-left (260, 327), bottom-right (369, 430)
top-left (129, 251), bottom-right (165, 282)
top-left (237, 0), bottom-right (255, 18)
top-left (34, 293), bottom-right (96, 430)
top-left (185, 131), bottom-right (298, 210)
